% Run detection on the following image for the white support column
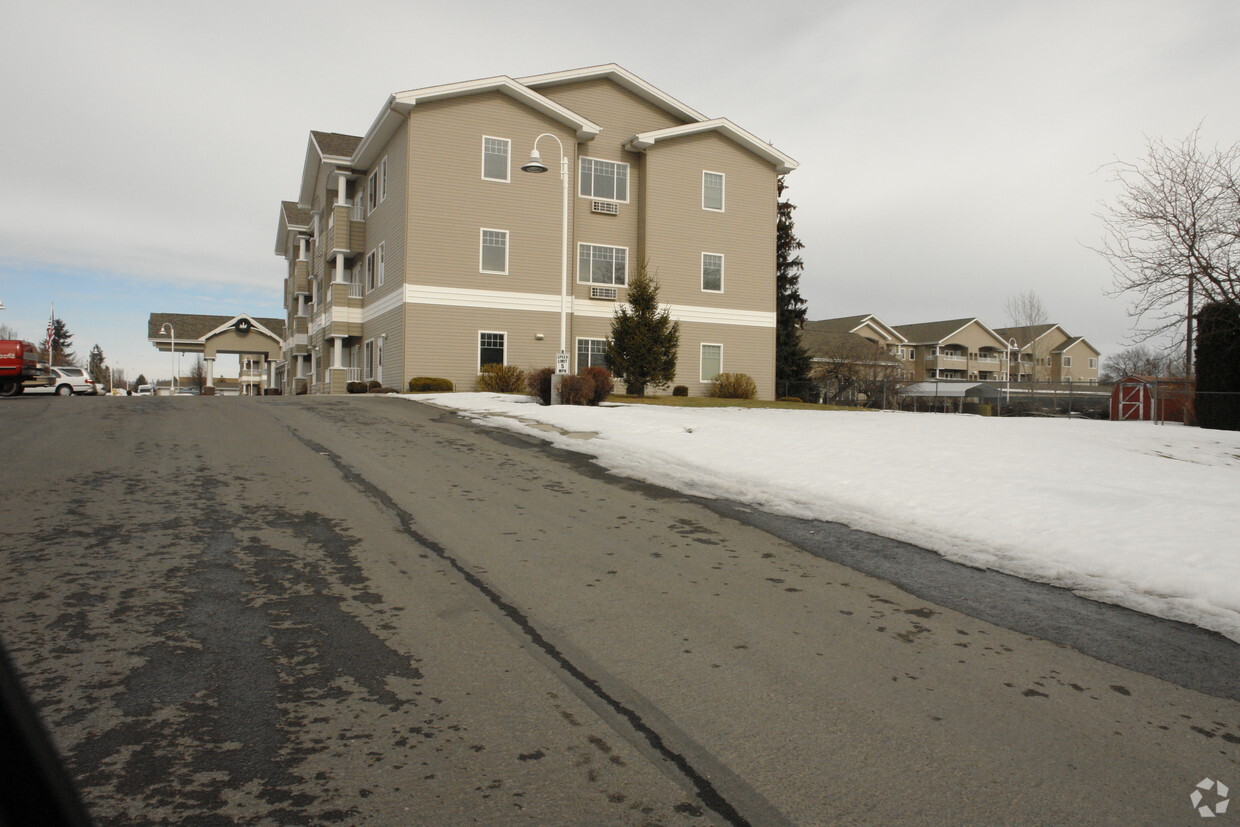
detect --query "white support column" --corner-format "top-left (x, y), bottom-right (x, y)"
top-left (335, 252), bottom-right (345, 284)
top-left (332, 336), bottom-right (344, 369)
top-left (298, 236), bottom-right (308, 261)
top-left (336, 172), bottom-right (348, 207)
top-left (204, 357), bottom-right (215, 389)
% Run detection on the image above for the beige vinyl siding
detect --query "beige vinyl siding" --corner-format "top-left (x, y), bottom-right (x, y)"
top-left (642, 132), bottom-right (776, 312)
top-left (405, 303), bottom-right (564, 391)
top-left (364, 123), bottom-right (407, 304)
top-left (680, 322), bottom-right (774, 398)
top-left (405, 93), bottom-right (578, 298)
top-left (362, 304), bottom-right (403, 388)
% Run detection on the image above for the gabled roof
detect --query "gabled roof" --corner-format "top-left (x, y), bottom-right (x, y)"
top-left (1051, 336), bottom-right (1101, 356)
top-left (800, 329), bottom-right (900, 363)
top-left (310, 131), bottom-right (362, 159)
top-left (274, 201), bottom-right (311, 255)
top-left (518, 63), bottom-right (707, 124)
top-left (893, 318), bottom-right (978, 344)
top-left (992, 324), bottom-right (1063, 349)
top-left (625, 118), bottom-right (798, 174)
top-left (148, 313), bottom-right (285, 342)
top-left (893, 318), bottom-right (1009, 349)
top-left (354, 75), bottom-right (603, 170)
top-left (805, 314), bottom-right (906, 343)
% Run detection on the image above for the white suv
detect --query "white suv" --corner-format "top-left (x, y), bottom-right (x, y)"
top-left (27, 366), bottom-right (100, 396)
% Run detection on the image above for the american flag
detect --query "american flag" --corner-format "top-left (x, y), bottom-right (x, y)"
top-left (45, 305), bottom-right (54, 359)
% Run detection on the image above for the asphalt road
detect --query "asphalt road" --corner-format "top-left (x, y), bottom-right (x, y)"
top-left (0, 394), bottom-right (1237, 825)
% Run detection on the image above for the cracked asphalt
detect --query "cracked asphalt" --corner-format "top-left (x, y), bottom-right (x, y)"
top-left (1, 394), bottom-right (1237, 825)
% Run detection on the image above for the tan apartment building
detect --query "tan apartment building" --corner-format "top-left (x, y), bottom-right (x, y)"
top-left (274, 65), bottom-right (797, 397)
top-left (992, 324), bottom-right (1101, 383)
top-left (803, 315), bottom-right (1102, 385)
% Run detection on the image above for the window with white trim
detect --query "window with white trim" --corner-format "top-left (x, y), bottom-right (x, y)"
top-left (364, 339), bottom-right (375, 380)
top-left (379, 157), bottom-right (388, 201)
top-left (703, 171), bottom-right (724, 211)
top-left (368, 170), bottom-right (378, 213)
top-left (578, 243), bottom-right (627, 285)
top-left (907, 348), bottom-right (916, 360)
top-left (366, 250), bottom-right (377, 291)
top-left (480, 229), bottom-right (508, 274)
top-left (579, 157), bottom-right (628, 202)
top-left (479, 331), bottom-right (506, 370)
top-left (376, 337), bottom-right (383, 384)
top-left (482, 136), bottom-right (510, 182)
top-left (1062, 356), bottom-right (1072, 367)
top-left (701, 253), bottom-right (723, 292)
top-left (377, 243), bottom-right (386, 287)
top-left (701, 343), bottom-right (722, 382)
top-left (576, 338), bottom-right (608, 370)
top-left (1089, 357), bottom-right (1097, 369)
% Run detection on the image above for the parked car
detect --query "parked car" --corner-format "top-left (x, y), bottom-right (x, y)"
top-left (24, 366), bottom-right (99, 396)
top-left (135, 385), bottom-right (154, 396)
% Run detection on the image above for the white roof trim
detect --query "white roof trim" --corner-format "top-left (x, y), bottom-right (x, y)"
top-left (850, 315), bottom-right (908, 344)
top-left (519, 63), bottom-right (706, 123)
top-left (625, 118), bottom-right (798, 173)
top-left (202, 314), bottom-right (282, 343)
top-left (350, 76), bottom-right (601, 170)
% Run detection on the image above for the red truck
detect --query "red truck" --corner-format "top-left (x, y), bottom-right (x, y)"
top-left (0, 340), bottom-right (53, 396)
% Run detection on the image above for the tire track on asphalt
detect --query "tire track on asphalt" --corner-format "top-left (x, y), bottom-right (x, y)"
top-left (287, 429), bottom-right (761, 827)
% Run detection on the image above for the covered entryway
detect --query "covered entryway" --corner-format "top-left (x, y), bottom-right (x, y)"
top-left (148, 313), bottom-right (285, 394)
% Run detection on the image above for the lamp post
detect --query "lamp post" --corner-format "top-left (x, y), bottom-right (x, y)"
top-left (1006, 337), bottom-right (1019, 413)
top-left (520, 133), bottom-right (569, 404)
top-left (160, 323), bottom-right (176, 395)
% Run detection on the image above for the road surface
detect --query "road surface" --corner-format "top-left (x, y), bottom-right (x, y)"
top-left (0, 395), bottom-right (1236, 824)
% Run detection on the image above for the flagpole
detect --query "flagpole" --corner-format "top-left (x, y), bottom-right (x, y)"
top-left (45, 303), bottom-right (55, 365)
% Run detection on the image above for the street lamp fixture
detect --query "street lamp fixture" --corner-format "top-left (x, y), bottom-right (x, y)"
top-left (160, 323), bottom-right (176, 395)
top-left (520, 133), bottom-right (569, 402)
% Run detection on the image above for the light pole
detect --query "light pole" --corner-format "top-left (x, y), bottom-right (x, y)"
top-left (160, 323), bottom-right (176, 395)
top-left (1006, 337), bottom-right (1018, 413)
top-left (520, 133), bottom-right (569, 404)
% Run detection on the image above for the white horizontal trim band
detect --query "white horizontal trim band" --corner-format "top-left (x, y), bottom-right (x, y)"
top-left (403, 285), bottom-right (774, 327)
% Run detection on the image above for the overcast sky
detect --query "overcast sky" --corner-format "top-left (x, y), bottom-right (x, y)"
top-left (2, 0), bottom-right (1238, 383)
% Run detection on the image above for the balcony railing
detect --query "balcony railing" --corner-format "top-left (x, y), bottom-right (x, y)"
top-left (349, 282), bottom-right (363, 298)
top-left (347, 368), bottom-right (362, 383)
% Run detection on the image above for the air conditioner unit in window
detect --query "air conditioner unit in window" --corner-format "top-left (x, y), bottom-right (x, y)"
top-left (591, 200), bottom-right (619, 215)
top-left (590, 286), bottom-right (618, 300)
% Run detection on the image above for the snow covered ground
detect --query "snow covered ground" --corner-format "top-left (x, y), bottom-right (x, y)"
top-left (400, 393), bottom-right (1240, 643)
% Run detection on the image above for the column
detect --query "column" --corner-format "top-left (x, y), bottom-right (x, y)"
top-left (204, 357), bottom-right (215, 389)
top-left (298, 236), bottom-right (308, 261)
top-left (332, 336), bottom-right (344, 369)
top-left (336, 172), bottom-right (348, 207)
top-left (334, 252), bottom-right (346, 284)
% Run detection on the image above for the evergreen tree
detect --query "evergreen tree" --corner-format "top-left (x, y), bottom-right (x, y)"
top-left (1195, 300), bottom-right (1240, 431)
top-left (606, 265), bottom-right (680, 396)
top-left (132, 373), bottom-right (148, 392)
top-left (47, 318), bottom-right (75, 365)
top-left (88, 344), bottom-right (107, 389)
top-left (776, 176), bottom-right (812, 397)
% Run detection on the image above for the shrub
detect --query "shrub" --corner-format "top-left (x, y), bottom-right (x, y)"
top-left (346, 381), bottom-right (368, 394)
top-left (527, 367), bottom-right (554, 405)
top-left (368, 379), bottom-right (382, 391)
top-left (778, 396), bottom-right (803, 403)
top-left (476, 364), bottom-right (526, 393)
top-left (672, 385), bottom-right (689, 397)
top-left (408, 377), bottom-right (454, 393)
top-left (557, 374), bottom-right (595, 405)
top-left (581, 366), bottom-right (614, 405)
top-left (369, 386), bottom-right (398, 394)
top-left (709, 373), bottom-right (757, 400)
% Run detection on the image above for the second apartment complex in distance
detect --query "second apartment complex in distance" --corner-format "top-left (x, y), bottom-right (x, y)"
top-left (274, 64), bottom-right (797, 397)
top-left (803, 315), bottom-right (1101, 384)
